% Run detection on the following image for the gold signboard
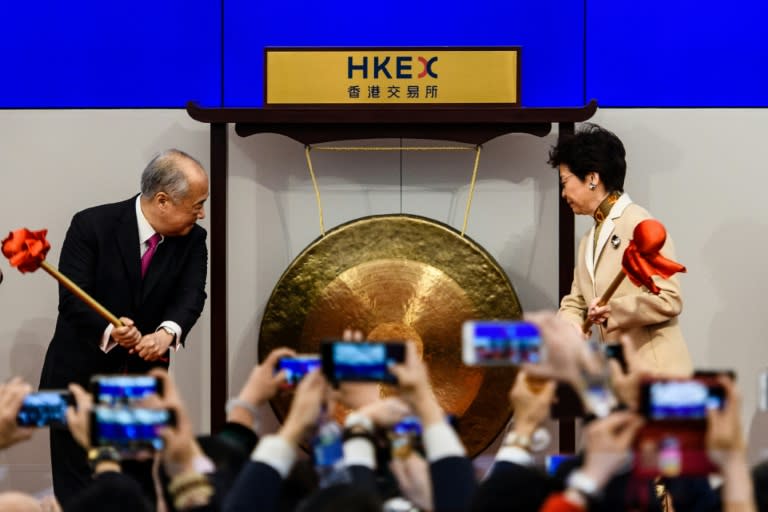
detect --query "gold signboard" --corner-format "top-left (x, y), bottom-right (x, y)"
top-left (265, 47), bottom-right (520, 105)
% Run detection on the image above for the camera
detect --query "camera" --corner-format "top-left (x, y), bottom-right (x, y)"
top-left (321, 341), bottom-right (405, 384)
top-left (16, 390), bottom-right (73, 428)
top-left (461, 321), bottom-right (543, 366)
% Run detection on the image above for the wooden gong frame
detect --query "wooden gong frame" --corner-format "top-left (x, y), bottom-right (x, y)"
top-left (186, 100), bottom-right (598, 452)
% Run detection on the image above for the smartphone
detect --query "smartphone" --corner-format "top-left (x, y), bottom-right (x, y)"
top-left (545, 454), bottom-right (577, 476)
top-left (635, 378), bottom-right (725, 478)
top-left (462, 320), bottom-right (542, 366)
top-left (640, 378), bottom-right (725, 421)
top-left (389, 415), bottom-right (423, 459)
top-left (277, 355), bottom-right (321, 387)
top-left (693, 369), bottom-right (736, 381)
top-left (603, 342), bottom-right (627, 373)
top-left (90, 406), bottom-right (176, 457)
top-left (321, 341), bottom-right (405, 384)
top-left (90, 375), bottom-right (162, 405)
top-left (16, 390), bottom-right (73, 428)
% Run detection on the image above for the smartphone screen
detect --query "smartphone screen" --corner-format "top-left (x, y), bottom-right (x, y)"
top-left (90, 375), bottom-right (162, 405)
top-left (321, 341), bottom-right (405, 383)
top-left (277, 355), bottom-right (321, 387)
top-left (90, 406), bottom-right (175, 457)
top-left (16, 390), bottom-right (72, 428)
top-left (392, 415), bottom-right (422, 437)
top-left (462, 321), bottom-right (542, 365)
top-left (389, 415), bottom-right (423, 458)
top-left (642, 380), bottom-right (725, 421)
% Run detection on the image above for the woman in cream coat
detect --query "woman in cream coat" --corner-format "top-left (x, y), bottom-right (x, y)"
top-left (550, 124), bottom-right (693, 376)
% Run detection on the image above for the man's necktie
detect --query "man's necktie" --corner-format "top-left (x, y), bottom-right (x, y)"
top-left (140, 233), bottom-right (162, 279)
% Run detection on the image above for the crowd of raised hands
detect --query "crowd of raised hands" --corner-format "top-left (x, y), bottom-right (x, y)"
top-left (0, 312), bottom-right (765, 512)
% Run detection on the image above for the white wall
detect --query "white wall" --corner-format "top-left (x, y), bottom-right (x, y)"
top-left (1, 107), bottom-right (767, 492)
top-left (0, 110), bottom-right (211, 493)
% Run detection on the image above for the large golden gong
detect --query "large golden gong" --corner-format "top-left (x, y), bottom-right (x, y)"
top-left (258, 214), bottom-right (522, 457)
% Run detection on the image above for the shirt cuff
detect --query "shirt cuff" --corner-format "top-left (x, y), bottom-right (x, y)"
top-left (100, 324), bottom-right (117, 353)
top-left (495, 446), bottom-right (535, 467)
top-left (252, 434), bottom-right (296, 479)
top-left (343, 437), bottom-right (376, 469)
top-left (423, 421), bottom-right (465, 462)
top-left (164, 454), bottom-right (216, 478)
top-left (158, 321), bottom-right (183, 350)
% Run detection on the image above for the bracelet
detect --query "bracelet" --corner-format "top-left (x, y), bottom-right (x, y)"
top-left (87, 446), bottom-right (121, 473)
top-left (225, 397), bottom-right (260, 431)
top-left (503, 427), bottom-right (551, 453)
top-left (173, 481), bottom-right (214, 510)
top-left (344, 412), bottom-right (374, 432)
top-left (168, 469), bottom-right (210, 496)
top-left (225, 397), bottom-right (258, 417)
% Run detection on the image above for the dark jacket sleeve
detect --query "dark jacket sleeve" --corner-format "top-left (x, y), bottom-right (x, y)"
top-left (473, 461), bottom-right (558, 512)
top-left (223, 461), bottom-right (283, 512)
top-left (348, 465), bottom-right (379, 495)
top-left (64, 471), bottom-right (153, 512)
top-left (430, 456), bottom-right (477, 512)
top-left (57, 211), bottom-right (113, 345)
top-left (158, 226), bottom-right (207, 346)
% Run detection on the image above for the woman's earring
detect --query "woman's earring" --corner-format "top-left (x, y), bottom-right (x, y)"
top-left (589, 182), bottom-right (597, 190)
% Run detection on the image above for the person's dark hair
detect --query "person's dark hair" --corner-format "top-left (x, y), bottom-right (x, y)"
top-left (64, 472), bottom-right (153, 512)
top-left (140, 149), bottom-right (204, 201)
top-left (548, 123), bottom-right (627, 193)
top-left (471, 465), bottom-right (558, 512)
top-left (294, 483), bottom-right (382, 512)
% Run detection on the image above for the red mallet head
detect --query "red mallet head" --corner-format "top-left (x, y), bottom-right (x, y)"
top-left (621, 219), bottom-right (686, 294)
top-left (1, 229), bottom-right (51, 273)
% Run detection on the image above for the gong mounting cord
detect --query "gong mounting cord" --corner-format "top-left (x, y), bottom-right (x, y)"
top-left (304, 144), bottom-right (483, 237)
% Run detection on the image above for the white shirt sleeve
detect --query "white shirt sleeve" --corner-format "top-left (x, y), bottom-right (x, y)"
top-left (100, 324), bottom-right (117, 353)
top-left (157, 320), bottom-right (183, 350)
top-left (251, 434), bottom-right (297, 479)
top-left (422, 421), bottom-right (466, 462)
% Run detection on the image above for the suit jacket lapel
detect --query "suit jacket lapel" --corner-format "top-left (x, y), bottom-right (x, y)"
top-left (585, 224), bottom-right (597, 283)
top-left (592, 193), bottom-right (634, 273)
top-left (142, 239), bottom-right (173, 301)
top-left (584, 193), bottom-right (634, 285)
top-left (593, 217), bottom-right (616, 268)
top-left (116, 201), bottom-right (142, 307)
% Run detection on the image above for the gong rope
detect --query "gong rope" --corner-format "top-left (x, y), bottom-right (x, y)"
top-left (304, 144), bottom-right (482, 237)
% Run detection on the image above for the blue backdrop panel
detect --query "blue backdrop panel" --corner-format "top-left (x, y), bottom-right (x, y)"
top-left (0, 2), bottom-right (221, 108)
top-left (224, 1), bottom-right (584, 107)
top-left (587, 0), bottom-right (768, 107)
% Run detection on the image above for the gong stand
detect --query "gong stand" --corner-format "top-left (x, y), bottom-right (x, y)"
top-left (186, 100), bottom-right (598, 453)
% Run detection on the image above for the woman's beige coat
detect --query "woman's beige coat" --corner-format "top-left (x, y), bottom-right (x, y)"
top-left (559, 194), bottom-right (693, 376)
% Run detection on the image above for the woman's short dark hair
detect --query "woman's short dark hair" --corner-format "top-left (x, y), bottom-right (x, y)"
top-left (548, 123), bottom-right (627, 193)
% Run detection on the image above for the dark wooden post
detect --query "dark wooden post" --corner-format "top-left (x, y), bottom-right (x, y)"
top-left (210, 123), bottom-right (228, 432)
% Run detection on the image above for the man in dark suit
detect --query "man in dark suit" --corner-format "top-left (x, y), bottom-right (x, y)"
top-left (39, 148), bottom-right (209, 507)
